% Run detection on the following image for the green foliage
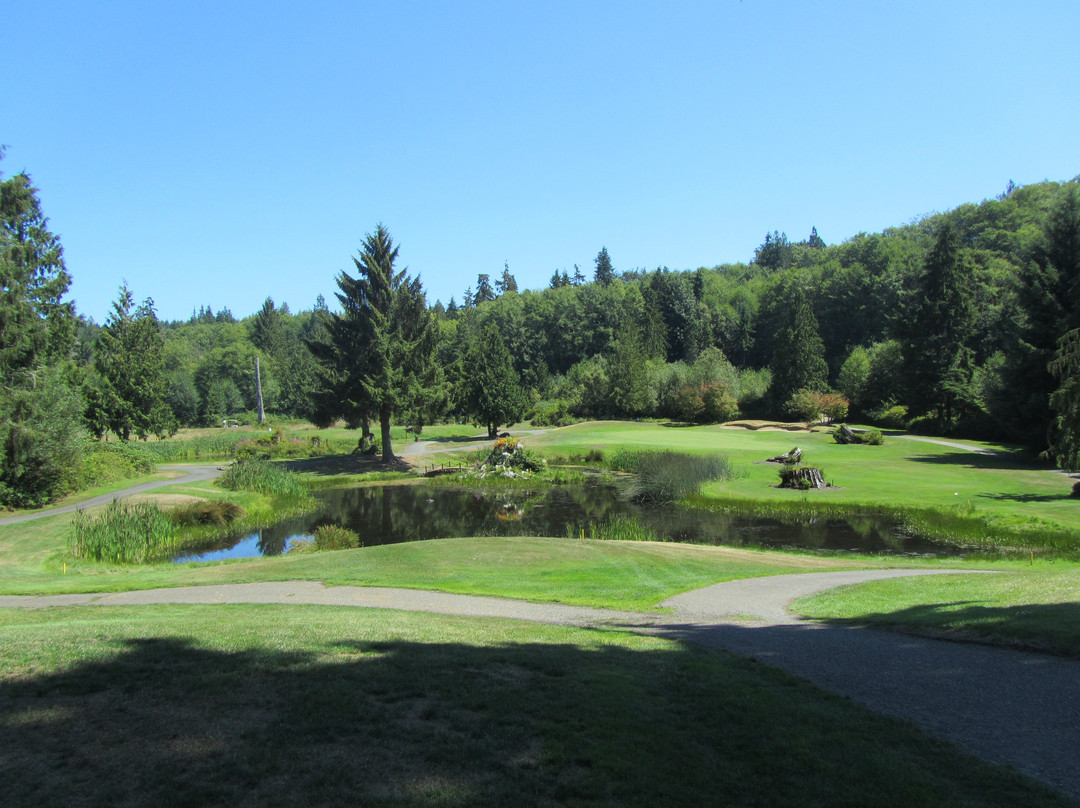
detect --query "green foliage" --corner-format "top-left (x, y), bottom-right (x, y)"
top-left (461, 323), bottom-right (527, 437)
top-left (593, 245), bottom-right (615, 286)
top-left (308, 224), bottom-right (439, 460)
top-left (69, 500), bottom-right (179, 563)
top-left (770, 285), bottom-right (828, 409)
top-left (0, 365), bottom-right (85, 507)
top-left (169, 500), bottom-right (245, 527)
top-left (901, 222), bottom-right (978, 423)
top-left (568, 514), bottom-right (660, 542)
top-left (1048, 328), bottom-right (1080, 469)
top-left (0, 158), bottom-right (82, 508)
top-left (216, 458), bottom-right (307, 498)
top-left (832, 425), bottom-right (884, 446)
top-left (619, 450), bottom-right (732, 503)
top-left (313, 523), bottom-right (362, 550)
top-left (530, 399), bottom-right (575, 427)
top-left (78, 440), bottom-right (155, 489)
top-left (93, 283), bottom-right (176, 440)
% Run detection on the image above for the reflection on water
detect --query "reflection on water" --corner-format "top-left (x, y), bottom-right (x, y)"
top-left (174, 482), bottom-right (958, 563)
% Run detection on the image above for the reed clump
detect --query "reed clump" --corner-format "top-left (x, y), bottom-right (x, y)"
top-left (568, 515), bottom-right (660, 542)
top-left (611, 450), bottom-right (732, 503)
top-left (217, 458), bottom-right (308, 498)
top-left (313, 524), bottom-right (362, 550)
top-left (69, 500), bottom-right (179, 563)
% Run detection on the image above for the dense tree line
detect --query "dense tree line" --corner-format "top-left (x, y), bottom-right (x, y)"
top-left (3, 159), bottom-right (1079, 507)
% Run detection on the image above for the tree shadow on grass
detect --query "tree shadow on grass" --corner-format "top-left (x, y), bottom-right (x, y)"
top-left (0, 619), bottom-right (1067, 808)
top-left (905, 450), bottom-right (1051, 472)
top-left (804, 600), bottom-right (1080, 660)
top-left (978, 491), bottom-right (1076, 503)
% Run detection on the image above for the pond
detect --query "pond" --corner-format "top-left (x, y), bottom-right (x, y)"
top-left (173, 482), bottom-right (961, 562)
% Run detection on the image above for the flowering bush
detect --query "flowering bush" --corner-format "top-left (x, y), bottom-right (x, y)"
top-left (477, 437), bottom-right (544, 478)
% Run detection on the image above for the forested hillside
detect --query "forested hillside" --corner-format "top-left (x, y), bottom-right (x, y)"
top-left (3, 150), bottom-right (1079, 507)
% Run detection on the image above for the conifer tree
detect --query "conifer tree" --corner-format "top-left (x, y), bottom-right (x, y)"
top-left (594, 246), bottom-right (615, 286)
top-left (0, 155), bottom-right (83, 505)
top-left (94, 284), bottom-right (176, 440)
top-left (770, 285), bottom-right (828, 410)
top-left (461, 322), bottom-right (527, 437)
top-left (308, 224), bottom-right (437, 461)
top-left (901, 222), bottom-right (977, 422)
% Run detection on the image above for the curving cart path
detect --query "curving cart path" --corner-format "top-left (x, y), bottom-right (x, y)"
top-left (2, 568), bottom-right (1079, 800)
top-left (0, 465), bottom-right (226, 526)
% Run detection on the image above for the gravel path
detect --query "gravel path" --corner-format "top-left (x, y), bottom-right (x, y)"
top-left (0, 465), bottom-right (225, 526)
top-left (3, 568), bottom-right (1077, 799)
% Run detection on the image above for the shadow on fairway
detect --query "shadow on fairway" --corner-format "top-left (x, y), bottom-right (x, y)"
top-left (905, 450), bottom-right (1046, 472)
top-left (0, 622), bottom-right (1070, 807)
top-left (803, 599), bottom-right (1080, 659)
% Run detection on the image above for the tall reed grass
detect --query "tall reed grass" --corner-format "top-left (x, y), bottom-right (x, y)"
top-left (217, 459), bottom-right (308, 498)
top-left (566, 515), bottom-right (660, 542)
top-left (613, 450), bottom-right (733, 503)
top-left (69, 500), bottom-right (179, 563)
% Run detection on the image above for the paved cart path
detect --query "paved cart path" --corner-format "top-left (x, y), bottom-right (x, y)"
top-left (0, 465), bottom-right (226, 526)
top-left (3, 568), bottom-right (1078, 800)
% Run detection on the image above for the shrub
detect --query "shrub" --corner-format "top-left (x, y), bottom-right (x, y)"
top-left (217, 458), bottom-right (307, 498)
top-left (78, 441), bottom-right (155, 489)
top-left (871, 404), bottom-right (909, 430)
top-left (701, 383), bottom-right (740, 423)
top-left (1072, 481), bottom-right (1080, 499)
top-left (170, 500), bottom-right (245, 527)
top-left (787, 389), bottom-right (849, 424)
top-left (69, 500), bottom-right (179, 563)
top-left (786, 389), bottom-right (822, 422)
top-left (313, 524), bottom-right (362, 550)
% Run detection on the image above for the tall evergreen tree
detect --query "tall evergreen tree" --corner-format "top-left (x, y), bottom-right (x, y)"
top-left (901, 222), bottom-right (977, 422)
top-left (769, 285), bottom-right (828, 409)
top-left (495, 261), bottom-right (518, 295)
top-left (1004, 185), bottom-right (1080, 447)
top-left (308, 224), bottom-right (438, 461)
top-left (461, 322), bottom-right (527, 437)
top-left (0, 156), bottom-right (83, 506)
top-left (607, 320), bottom-right (651, 416)
top-left (93, 284), bottom-right (176, 440)
top-left (594, 246), bottom-right (615, 286)
top-left (1048, 328), bottom-right (1080, 470)
top-left (474, 273), bottom-right (496, 304)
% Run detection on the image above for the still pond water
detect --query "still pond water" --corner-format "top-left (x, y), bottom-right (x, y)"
top-left (174, 483), bottom-right (958, 563)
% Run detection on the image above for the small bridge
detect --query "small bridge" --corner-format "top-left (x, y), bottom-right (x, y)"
top-left (422, 463), bottom-right (474, 478)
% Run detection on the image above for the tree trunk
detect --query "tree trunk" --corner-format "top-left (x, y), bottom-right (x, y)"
top-left (255, 356), bottom-right (265, 424)
top-left (380, 403), bottom-right (394, 463)
top-left (488, 423), bottom-right (497, 439)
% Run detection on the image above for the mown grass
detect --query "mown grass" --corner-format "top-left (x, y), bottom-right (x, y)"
top-left (0, 605), bottom-right (1070, 808)
top-left (794, 565), bottom-right (1080, 658)
top-left (529, 421), bottom-right (1080, 550)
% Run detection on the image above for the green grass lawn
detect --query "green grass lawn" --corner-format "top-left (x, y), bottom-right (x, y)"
top-left (529, 421), bottom-right (1080, 537)
top-left (3, 418), bottom-right (1079, 660)
top-left (793, 564), bottom-right (1080, 658)
top-left (0, 604), bottom-right (1072, 808)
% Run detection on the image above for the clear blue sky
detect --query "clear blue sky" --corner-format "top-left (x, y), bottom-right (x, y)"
top-left (7, 1), bottom-right (1079, 323)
